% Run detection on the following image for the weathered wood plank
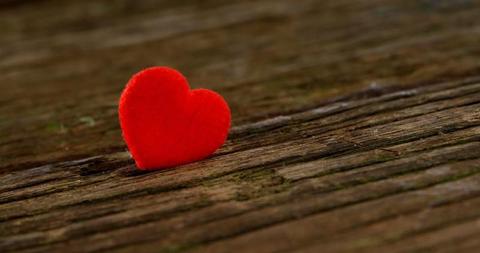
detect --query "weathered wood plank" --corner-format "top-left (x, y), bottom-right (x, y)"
top-left (1, 80), bottom-right (479, 252)
top-left (1, 83), bottom-right (479, 221)
top-left (2, 0), bottom-right (480, 252)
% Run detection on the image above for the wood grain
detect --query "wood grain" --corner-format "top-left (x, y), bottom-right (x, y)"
top-left (1, 0), bottom-right (480, 252)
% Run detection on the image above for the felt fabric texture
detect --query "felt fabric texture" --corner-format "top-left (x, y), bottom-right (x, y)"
top-left (119, 67), bottom-right (231, 170)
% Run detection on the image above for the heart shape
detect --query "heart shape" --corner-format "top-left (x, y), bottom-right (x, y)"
top-left (119, 67), bottom-right (231, 170)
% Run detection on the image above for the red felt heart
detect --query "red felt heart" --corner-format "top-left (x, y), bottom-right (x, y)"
top-left (119, 67), bottom-right (231, 170)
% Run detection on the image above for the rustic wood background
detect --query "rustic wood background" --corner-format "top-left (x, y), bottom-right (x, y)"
top-left (1, 0), bottom-right (480, 252)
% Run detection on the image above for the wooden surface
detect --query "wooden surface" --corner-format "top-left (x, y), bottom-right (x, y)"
top-left (1, 0), bottom-right (480, 252)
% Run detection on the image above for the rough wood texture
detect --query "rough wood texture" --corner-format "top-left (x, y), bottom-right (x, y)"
top-left (1, 0), bottom-right (480, 252)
